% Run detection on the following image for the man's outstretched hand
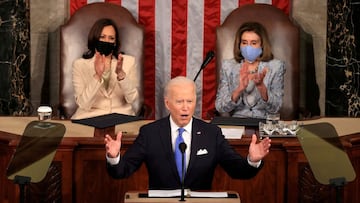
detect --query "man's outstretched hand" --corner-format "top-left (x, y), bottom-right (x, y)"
top-left (104, 131), bottom-right (123, 158)
top-left (248, 134), bottom-right (271, 162)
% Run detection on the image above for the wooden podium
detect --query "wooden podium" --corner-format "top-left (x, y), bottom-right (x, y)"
top-left (124, 191), bottom-right (240, 203)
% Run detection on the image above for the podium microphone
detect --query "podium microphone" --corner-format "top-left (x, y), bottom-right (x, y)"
top-left (193, 50), bottom-right (215, 82)
top-left (179, 142), bottom-right (187, 201)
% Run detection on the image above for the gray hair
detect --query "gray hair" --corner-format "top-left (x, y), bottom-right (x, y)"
top-left (164, 76), bottom-right (196, 98)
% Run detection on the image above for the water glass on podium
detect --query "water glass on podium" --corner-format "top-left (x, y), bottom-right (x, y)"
top-left (266, 113), bottom-right (280, 125)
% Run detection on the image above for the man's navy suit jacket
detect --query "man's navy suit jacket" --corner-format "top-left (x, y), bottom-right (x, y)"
top-left (107, 116), bottom-right (262, 190)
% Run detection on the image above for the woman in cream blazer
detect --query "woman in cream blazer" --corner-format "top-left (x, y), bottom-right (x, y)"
top-left (71, 18), bottom-right (140, 119)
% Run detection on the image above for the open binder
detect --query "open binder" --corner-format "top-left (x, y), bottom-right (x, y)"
top-left (71, 113), bottom-right (142, 128)
top-left (211, 116), bottom-right (265, 127)
top-left (71, 113), bottom-right (142, 137)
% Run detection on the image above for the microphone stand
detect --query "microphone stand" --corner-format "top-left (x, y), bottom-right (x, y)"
top-left (180, 154), bottom-right (185, 201)
top-left (193, 67), bottom-right (204, 82)
top-left (14, 175), bottom-right (31, 203)
top-left (179, 142), bottom-right (187, 202)
top-left (193, 51), bottom-right (215, 82)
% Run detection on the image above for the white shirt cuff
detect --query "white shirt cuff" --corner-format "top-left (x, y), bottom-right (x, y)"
top-left (106, 154), bottom-right (120, 165)
top-left (247, 155), bottom-right (262, 168)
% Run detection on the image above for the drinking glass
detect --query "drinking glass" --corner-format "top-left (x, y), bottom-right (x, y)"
top-left (37, 106), bottom-right (52, 121)
top-left (266, 113), bottom-right (280, 125)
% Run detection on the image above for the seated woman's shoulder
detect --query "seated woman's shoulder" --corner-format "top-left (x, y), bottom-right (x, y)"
top-left (266, 58), bottom-right (285, 70)
top-left (222, 58), bottom-right (238, 64)
top-left (268, 58), bottom-right (284, 66)
top-left (122, 54), bottom-right (135, 60)
top-left (122, 54), bottom-right (136, 64)
top-left (73, 57), bottom-right (91, 67)
top-left (221, 58), bottom-right (239, 69)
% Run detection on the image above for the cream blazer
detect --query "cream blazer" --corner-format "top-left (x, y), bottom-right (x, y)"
top-left (71, 55), bottom-right (140, 119)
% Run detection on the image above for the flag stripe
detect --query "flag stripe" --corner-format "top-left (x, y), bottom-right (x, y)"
top-left (171, 1), bottom-right (188, 78)
top-left (188, 0), bottom-right (204, 117)
top-left (221, 0), bottom-right (238, 23)
top-left (105, 0), bottom-right (120, 5)
top-left (154, 1), bottom-right (172, 117)
top-left (271, 0), bottom-right (290, 14)
top-left (70, 0), bottom-right (88, 15)
top-left (121, 0), bottom-right (138, 21)
top-left (138, 0), bottom-right (156, 118)
top-left (89, 0), bottom-right (104, 3)
top-left (255, 0), bottom-right (271, 4)
top-left (202, 0), bottom-right (220, 118)
top-left (70, 0), bottom-right (290, 119)
top-left (239, 0), bottom-right (255, 7)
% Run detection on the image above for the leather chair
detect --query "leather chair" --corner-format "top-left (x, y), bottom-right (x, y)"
top-left (59, 2), bottom-right (149, 119)
top-left (216, 4), bottom-right (300, 120)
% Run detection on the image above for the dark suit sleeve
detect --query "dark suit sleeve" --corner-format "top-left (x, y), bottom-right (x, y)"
top-left (106, 125), bottom-right (147, 179)
top-left (216, 126), bottom-right (263, 179)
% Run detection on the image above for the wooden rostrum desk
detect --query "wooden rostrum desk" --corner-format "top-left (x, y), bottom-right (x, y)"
top-left (123, 191), bottom-right (240, 203)
top-left (0, 117), bottom-right (359, 203)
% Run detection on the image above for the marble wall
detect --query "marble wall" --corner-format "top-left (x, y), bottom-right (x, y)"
top-left (0, 0), bottom-right (32, 116)
top-left (326, 0), bottom-right (360, 117)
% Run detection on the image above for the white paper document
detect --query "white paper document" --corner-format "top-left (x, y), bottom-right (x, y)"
top-left (219, 125), bottom-right (244, 139)
top-left (148, 189), bottom-right (228, 198)
top-left (189, 191), bottom-right (228, 197)
top-left (148, 189), bottom-right (185, 197)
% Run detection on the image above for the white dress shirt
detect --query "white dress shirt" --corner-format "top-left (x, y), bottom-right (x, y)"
top-left (169, 116), bottom-right (192, 170)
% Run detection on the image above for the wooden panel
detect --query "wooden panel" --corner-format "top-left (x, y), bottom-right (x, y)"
top-left (0, 133), bottom-right (18, 203)
top-left (345, 135), bottom-right (360, 203)
top-left (211, 138), bottom-right (287, 203)
top-left (73, 138), bottom-right (149, 203)
top-left (1, 131), bottom-right (360, 203)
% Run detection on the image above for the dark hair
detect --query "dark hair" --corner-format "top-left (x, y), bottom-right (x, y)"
top-left (82, 18), bottom-right (120, 59)
top-left (233, 22), bottom-right (273, 63)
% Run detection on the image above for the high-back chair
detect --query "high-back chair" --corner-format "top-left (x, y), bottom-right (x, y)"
top-left (216, 4), bottom-right (300, 120)
top-left (59, 2), bottom-right (146, 119)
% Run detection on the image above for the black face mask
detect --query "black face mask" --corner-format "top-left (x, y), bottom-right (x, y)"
top-left (96, 41), bottom-right (115, 56)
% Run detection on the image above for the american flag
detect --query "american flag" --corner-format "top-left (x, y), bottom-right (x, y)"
top-left (70, 0), bottom-right (289, 119)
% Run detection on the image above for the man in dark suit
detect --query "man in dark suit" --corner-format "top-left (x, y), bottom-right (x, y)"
top-left (104, 76), bottom-right (271, 190)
